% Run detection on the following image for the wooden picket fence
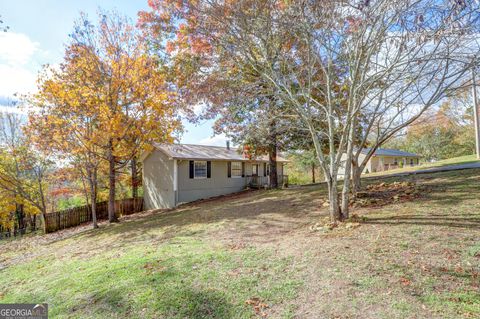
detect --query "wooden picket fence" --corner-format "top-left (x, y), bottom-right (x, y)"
top-left (43, 197), bottom-right (144, 233)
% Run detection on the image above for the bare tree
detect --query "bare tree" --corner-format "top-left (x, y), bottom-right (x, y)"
top-left (222, 0), bottom-right (479, 221)
top-left (343, 1), bottom-right (480, 193)
top-left (140, 0), bottom-right (480, 222)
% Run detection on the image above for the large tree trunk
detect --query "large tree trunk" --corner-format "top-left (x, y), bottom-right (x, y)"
top-left (80, 172), bottom-right (90, 209)
top-left (311, 163), bottom-right (316, 183)
top-left (351, 161), bottom-right (363, 194)
top-left (352, 149), bottom-right (373, 195)
top-left (269, 149), bottom-right (278, 188)
top-left (131, 156), bottom-right (138, 198)
top-left (308, 116), bottom-right (342, 222)
top-left (340, 122), bottom-right (356, 220)
top-left (16, 203), bottom-right (25, 233)
top-left (326, 177), bottom-right (342, 222)
top-left (268, 118), bottom-right (278, 188)
top-left (107, 139), bottom-right (118, 223)
top-left (31, 214), bottom-right (36, 231)
top-left (342, 175), bottom-right (352, 219)
top-left (89, 167), bottom-right (98, 229)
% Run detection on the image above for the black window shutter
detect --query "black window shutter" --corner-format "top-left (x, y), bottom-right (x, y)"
top-left (189, 161), bottom-right (194, 179)
top-left (207, 161), bottom-right (211, 178)
top-left (263, 163), bottom-right (267, 176)
top-left (227, 162), bottom-right (231, 178)
top-left (241, 162), bottom-right (245, 177)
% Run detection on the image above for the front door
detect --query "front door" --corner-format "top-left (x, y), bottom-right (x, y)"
top-left (252, 164), bottom-right (258, 176)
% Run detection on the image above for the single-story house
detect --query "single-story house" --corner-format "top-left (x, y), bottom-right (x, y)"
top-left (338, 148), bottom-right (421, 176)
top-left (141, 143), bottom-right (288, 210)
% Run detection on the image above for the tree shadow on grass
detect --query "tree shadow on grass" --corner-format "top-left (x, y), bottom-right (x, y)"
top-left (45, 187), bottom-right (324, 260)
top-left (360, 191), bottom-right (480, 229)
top-left (362, 215), bottom-right (480, 229)
top-left (359, 170), bottom-right (480, 230)
top-left (79, 187), bottom-right (322, 239)
top-left (61, 258), bottom-right (239, 318)
top-left (159, 289), bottom-right (237, 319)
top-left (55, 169), bottom-right (480, 254)
top-left (69, 285), bottom-right (236, 319)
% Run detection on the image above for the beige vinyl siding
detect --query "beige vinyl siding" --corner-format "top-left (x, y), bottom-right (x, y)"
top-left (143, 148), bottom-right (287, 207)
top-left (177, 160), bottom-right (284, 204)
top-left (143, 149), bottom-right (175, 209)
top-left (177, 160), bottom-right (245, 204)
top-left (369, 157), bottom-right (380, 172)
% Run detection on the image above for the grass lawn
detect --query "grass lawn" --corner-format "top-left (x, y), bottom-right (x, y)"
top-left (425, 154), bottom-right (480, 167)
top-left (368, 154), bottom-right (480, 177)
top-left (0, 169), bottom-right (479, 318)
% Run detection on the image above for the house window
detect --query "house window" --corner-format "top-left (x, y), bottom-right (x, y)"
top-left (266, 164), bottom-right (270, 175)
top-left (194, 161), bottom-right (207, 179)
top-left (252, 164), bottom-right (258, 176)
top-left (231, 162), bottom-right (242, 177)
top-left (394, 158), bottom-right (398, 165)
top-left (410, 158), bottom-right (414, 166)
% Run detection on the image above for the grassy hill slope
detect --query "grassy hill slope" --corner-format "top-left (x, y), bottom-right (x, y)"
top-left (1, 169), bottom-right (479, 318)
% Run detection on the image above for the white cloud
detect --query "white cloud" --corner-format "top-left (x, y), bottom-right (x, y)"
top-left (198, 134), bottom-right (230, 147)
top-left (0, 32), bottom-right (39, 66)
top-left (0, 64), bottom-right (37, 97)
top-left (0, 32), bottom-right (41, 97)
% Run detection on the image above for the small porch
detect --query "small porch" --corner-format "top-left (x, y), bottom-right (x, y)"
top-left (373, 156), bottom-right (421, 172)
top-left (245, 175), bottom-right (289, 189)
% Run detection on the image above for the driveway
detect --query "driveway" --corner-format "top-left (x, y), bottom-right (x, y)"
top-left (368, 160), bottom-right (480, 179)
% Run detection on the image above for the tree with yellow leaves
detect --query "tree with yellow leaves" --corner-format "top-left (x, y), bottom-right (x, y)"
top-left (29, 10), bottom-right (182, 226)
top-left (0, 111), bottom-right (50, 234)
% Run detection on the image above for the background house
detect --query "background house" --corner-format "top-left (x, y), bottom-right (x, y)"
top-left (141, 144), bottom-right (288, 209)
top-left (338, 148), bottom-right (421, 177)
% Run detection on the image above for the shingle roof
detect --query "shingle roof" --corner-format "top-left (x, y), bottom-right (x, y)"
top-left (361, 148), bottom-right (420, 157)
top-left (153, 144), bottom-right (288, 162)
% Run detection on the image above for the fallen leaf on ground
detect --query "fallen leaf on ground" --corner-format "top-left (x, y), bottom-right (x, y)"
top-left (400, 277), bottom-right (411, 286)
top-left (245, 297), bottom-right (269, 316)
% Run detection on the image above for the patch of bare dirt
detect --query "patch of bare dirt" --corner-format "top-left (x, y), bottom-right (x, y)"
top-left (309, 216), bottom-right (362, 233)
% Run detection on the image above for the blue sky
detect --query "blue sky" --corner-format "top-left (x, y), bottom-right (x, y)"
top-left (0, 0), bottom-right (224, 146)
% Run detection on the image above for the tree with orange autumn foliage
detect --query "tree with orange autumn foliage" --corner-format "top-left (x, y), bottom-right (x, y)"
top-left (139, 1), bottom-right (300, 189)
top-left (29, 11), bottom-right (182, 227)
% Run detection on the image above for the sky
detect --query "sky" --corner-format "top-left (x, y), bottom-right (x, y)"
top-left (0, 0), bottom-right (226, 146)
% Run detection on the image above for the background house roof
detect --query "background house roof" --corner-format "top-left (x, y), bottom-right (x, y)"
top-left (153, 144), bottom-right (289, 162)
top-left (361, 148), bottom-right (421, 157)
